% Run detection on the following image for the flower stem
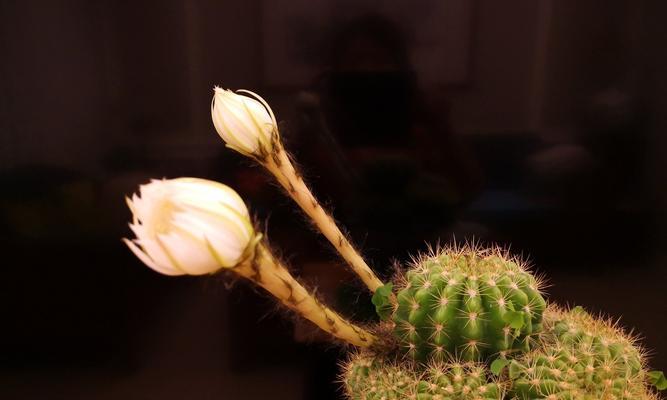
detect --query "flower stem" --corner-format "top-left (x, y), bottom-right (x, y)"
top-left (262, 145), bottom-right (385, 293)
top-left (234, 242), bottom-right (376, 347)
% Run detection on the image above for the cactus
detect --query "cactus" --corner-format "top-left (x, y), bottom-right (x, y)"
top-left (508, 305), bottom-right (657, 400)
top-left (343, 305), bottom-right (662, 400)
top-left (379, 246), bottom-right (547, 363)
top-left (343, 351), bottom-right (505, 400)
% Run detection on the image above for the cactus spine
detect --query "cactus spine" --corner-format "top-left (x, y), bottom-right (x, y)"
top-left (387, 247), bottom-right (546, 362)
top-left (344, 351), bottom-right (505, 400)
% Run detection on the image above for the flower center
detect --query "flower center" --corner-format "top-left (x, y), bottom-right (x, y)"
top-left (149, 199), bottom-right (177, 236)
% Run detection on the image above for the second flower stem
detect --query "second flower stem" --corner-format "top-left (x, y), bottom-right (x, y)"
top-left (263, 146), bottom-right (385, 293)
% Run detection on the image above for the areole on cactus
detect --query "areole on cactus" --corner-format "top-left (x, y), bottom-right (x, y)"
top-left (121, 86), bottom-right (664, 400)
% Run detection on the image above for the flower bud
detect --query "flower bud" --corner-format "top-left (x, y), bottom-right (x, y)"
top-left (211, 87), bottom-right (277, 157)
top-left (123, 178), bottom-right (255, 276)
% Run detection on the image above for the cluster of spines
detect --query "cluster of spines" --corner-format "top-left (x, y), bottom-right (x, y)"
top-left (508, 305), bottom-right (657, 400)
top-left (343, 351), bottom-right (505, 400)
top-left (390, 246), bottom-right (546, 362)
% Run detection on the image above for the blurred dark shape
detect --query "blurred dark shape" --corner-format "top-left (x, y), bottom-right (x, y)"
top-left (291, 14), bottom-right (482, 269)
top-left (527, 87), bottom-right (646, 207)
top-left (581, 87), bottom-right (647, 197)
top-left (326, 15), bottom-right (414, 147)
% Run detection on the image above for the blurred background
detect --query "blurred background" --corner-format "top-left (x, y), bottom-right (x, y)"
top-left (1, 0), bottom-right (666, 399)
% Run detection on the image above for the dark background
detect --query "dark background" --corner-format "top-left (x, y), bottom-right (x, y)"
top-left (1, 1), bottom-right (666, 399)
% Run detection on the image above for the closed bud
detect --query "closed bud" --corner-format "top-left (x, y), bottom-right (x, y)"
top-left (123, 178), bottom-right (255, 276)
top-left (211, 87), bottom-right (277, 157)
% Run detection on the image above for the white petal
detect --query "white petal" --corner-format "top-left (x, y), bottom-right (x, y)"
top-left (205, 235), bottom-right (244, 267)
top-left (171, 211), bottom-right (246, 266)
top-left (181, 204), bottom-right (252, 244)
top-left (123, 238), bottom-right (182, 276)
top-left (158, 232), bottom-right (220, 275)
top-left (237, 89), bottom-right (277, 127)
top-left (170, 178), bottom-right (249, 216)
top-left (137, 233), bottom-right (184, 274)
top-left (220, 103), bottom-right (257, 150)
top-left (242, 96), bottom-right (274, 127)
top-left (212, 92), bottom-right (258, 153)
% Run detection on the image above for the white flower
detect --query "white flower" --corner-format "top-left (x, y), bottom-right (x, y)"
top-left (211, 87), bottom-right (277, 157)
top-left (123, 178), bottom-right (255, 276)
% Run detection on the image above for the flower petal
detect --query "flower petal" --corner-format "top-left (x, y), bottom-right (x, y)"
top-left (123, 238), bottom-right (182, 276)
top-left (158, 232), bottom-right (220, 275)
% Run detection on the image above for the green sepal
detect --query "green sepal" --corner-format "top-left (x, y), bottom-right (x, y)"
top-left (490, 358), bottom-right (509, 376)
top-left (648, 370), bottom-right (667, 390)
top-left (372, 282), bottom-right (394, 321)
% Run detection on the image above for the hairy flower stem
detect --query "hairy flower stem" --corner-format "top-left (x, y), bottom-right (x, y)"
top-left (262, 145), bottom-right (385, 294)
top-left (234, 242), bottom-right (376, 347)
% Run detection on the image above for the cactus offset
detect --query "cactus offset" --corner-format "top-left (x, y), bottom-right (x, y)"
top-left (508, 305), bottom-right (657, 400)
top-left (381, 246), bottom-right (546, 363)
top-left (343, 350), bottom-right (505, 400)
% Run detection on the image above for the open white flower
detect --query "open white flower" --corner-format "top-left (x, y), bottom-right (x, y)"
top-left (123, 178), bottom-right (255, 276)
top-left (211, 87), bottom-right (277, 157)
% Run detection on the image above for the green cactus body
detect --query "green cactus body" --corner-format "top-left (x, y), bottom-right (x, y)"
top-left (390, 249), bottom-right (546, 362)
top-left (344, 352), bottom-right (504, 400)
top-left (509, 306), bottom-right (655, 400)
